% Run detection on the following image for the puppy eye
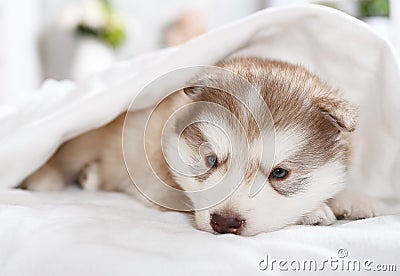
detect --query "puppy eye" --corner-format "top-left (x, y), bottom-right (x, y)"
top-left (269, 168), bottom-right (289, 180)
top-left (206, 155), bottom-right (218, 168)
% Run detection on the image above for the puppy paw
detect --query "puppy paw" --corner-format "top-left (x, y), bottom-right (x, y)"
top-left (298, 203), bottom-right (336, 226)
top-left (78, 162), bottom-right (102, 191)
top-left (327, 189), bottom-right (376, 220)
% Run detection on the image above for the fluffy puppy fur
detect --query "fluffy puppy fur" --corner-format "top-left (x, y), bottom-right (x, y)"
top-left (22, 57), bottom-right (375, 236)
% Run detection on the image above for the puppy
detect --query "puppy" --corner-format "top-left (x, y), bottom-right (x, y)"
top-left (22, 57), bottom-right (375, 235)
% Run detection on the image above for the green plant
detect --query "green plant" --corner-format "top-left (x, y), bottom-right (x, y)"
top-left (316, 0), bottom-right (389, 18)
top-left (360, 0), bottom-right (389, 17)
top-left (76, 0), bottom-right (126, 48)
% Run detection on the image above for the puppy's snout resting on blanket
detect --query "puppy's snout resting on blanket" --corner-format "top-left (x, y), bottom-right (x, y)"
top-left (21, 57), bottom-right (376, 236)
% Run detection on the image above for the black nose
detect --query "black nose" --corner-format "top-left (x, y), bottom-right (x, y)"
top-left (210, 213), bottom-right (244, 235)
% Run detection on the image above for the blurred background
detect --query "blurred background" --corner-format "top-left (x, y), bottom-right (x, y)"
top-left (0, 0), bottom-right (398, 102)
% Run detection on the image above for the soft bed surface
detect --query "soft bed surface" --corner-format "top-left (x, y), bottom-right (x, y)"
top-left (1, 5), bottom-right (400, 276)
top-left (0, 189), bottom-right (399, 276)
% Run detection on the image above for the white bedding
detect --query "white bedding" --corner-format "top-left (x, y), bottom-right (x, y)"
top-left (1, 5), bottom-right (400, 275)
top-left (1, 189), bottom-right (399, 275)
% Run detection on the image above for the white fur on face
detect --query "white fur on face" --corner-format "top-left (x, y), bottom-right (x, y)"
top-left (269, 128), bottom-right (306, 165)
top-left (191, 161), bottom-right (346, 236)
top-left (166, 120), bottom-right (347, 235)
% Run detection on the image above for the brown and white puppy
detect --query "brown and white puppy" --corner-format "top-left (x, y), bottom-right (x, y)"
top-left (22, 57), bottom-right (375, 236)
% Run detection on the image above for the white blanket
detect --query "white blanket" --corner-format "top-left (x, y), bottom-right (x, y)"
top-left (1, 188), bottom-right (399, 275)
top-left (1, 5), bottom-right (400, 275)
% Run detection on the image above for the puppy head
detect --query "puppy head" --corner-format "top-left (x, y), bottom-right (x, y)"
top-left (164, 58), bottom-right (356, 235)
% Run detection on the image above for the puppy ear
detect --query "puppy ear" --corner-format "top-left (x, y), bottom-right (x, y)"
top-left (313, 96), bottom-right (357, 132)
top-left (183, 85), bottom-right (203, 99)
top-left (184, 71), bottom-right (219, 100)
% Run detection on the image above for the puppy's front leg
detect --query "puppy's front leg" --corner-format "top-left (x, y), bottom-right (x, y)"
top-left (298, 202), bottom-right (336, 226)
top-left (327, 188), bottom-right (376, 220)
